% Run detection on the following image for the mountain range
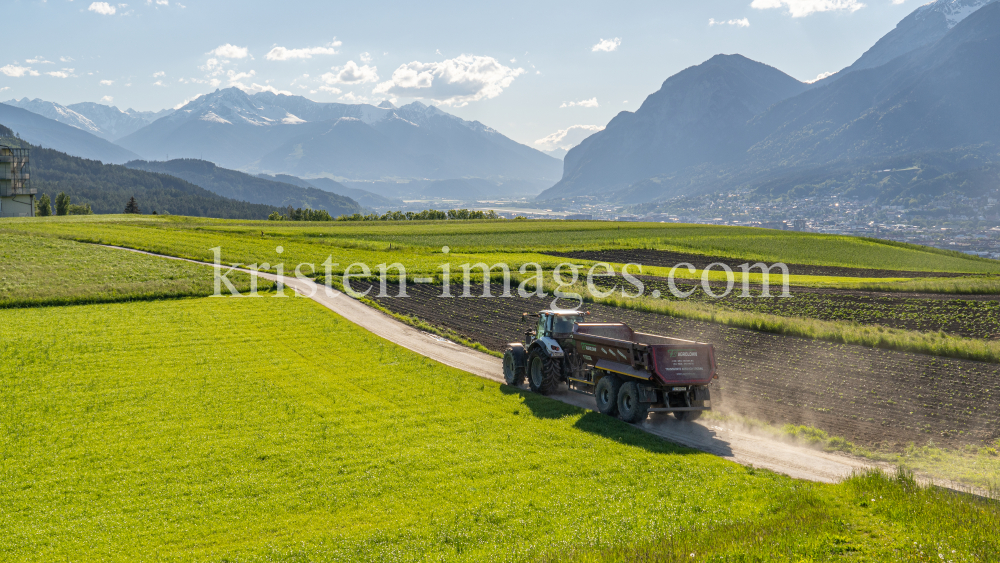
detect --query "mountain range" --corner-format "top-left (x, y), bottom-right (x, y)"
top-left (541, 0), bottom-right (1000, 205)
top-left (0, 103), bottom-right (141, 164)
top-left (115, 89), bottom-right (561, 187)
top-left (3, 97), bottom-right (172, 141)
top-left (2, 90), bottom-right (560, 196)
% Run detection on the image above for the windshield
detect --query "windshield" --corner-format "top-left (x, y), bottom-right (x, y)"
top-left (551, 315), bottom-right (582, 334)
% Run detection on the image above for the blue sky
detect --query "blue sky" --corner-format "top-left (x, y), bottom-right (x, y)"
top-left (4, 0), bottom-right (925, 149)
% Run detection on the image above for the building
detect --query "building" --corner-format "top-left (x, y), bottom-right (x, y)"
top-left (0, 145), bottom-right (35, 217)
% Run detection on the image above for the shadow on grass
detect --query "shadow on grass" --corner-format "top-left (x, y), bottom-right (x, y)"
top-left (500, 383), bottom-right (732, 457)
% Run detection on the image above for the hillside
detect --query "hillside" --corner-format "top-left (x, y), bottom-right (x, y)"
top-left (0, 103), bottom-right (140, 164)
top-left (0, 127), bottom-right (278, 218)
top-left (267, 175), bottom-right (404, 208)
top-left (126, 159), bottom-right (363, 216)
top-left (542, 55), bottom-right (809, 199)
top-left (541, 1), bottom-right (1000, 204)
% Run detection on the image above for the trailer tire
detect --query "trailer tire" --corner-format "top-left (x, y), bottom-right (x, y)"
top-left (527, 349), bottom-right (560, 395)
top-left (674, 410), bottom-right (702, 422)
top-left (594, 374), bottom-right (622, 417)
top-left (503, 347), bottom-right (526, 386)
top-left (617, 381), bottom-right (650, 423)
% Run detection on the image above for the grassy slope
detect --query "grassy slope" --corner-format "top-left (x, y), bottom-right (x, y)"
top-left (1, 296), bottom-right (997, 562)
top-left (3, 215), bottom-right (996, 274)
top-left (0, 232), bottom-right (260, 308)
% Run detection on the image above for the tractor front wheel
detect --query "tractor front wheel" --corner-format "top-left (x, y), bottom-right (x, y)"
top-left (527, 349), bottom-right (560, 395)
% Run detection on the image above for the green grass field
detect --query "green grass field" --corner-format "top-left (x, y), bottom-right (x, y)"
top-left (1, 296), bottom-right (998, 561)
top-left (0, 231), bottom-right (259, 308)
top-left (3, 215), bottom-right (996, 275)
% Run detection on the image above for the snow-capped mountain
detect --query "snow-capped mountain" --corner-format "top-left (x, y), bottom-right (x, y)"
top-left (916, 0), bottom-right (999, 27)
top-left (117, 87), bottom-right (560, 185)
top-left (3, 98), bottom-right (104, 137)
top-left (834, 0), bottom-right (998, 76)
top-left (3, 98), bottom-right (173, 141)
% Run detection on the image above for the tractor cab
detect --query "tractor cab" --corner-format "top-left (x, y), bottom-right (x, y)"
top-left (523, 310), bottom-right (587, 344)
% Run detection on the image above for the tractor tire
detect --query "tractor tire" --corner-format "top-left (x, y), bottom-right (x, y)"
top-left (594, 374), bottom-right (622, 417)
top-left (674, 410), bottom-right (702, 422)
top-left (617, 381), bottom-right (650, 423)
top-left (527, 349), bottom-right (560, 395)
top-left (503, 347), bottom-right (526, 386)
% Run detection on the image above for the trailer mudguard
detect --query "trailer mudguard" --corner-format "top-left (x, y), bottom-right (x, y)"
top-left (505, 343), bottom-right (527, 371)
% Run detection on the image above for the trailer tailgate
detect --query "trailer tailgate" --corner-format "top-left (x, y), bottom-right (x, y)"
top-left (648, 344), bottom-right (716, 386)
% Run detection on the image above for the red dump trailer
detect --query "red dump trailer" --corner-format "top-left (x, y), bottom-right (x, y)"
top-left (503, 310), bottom-right (717, 423)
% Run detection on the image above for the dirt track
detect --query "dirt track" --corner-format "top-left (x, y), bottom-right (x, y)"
top-left (97, 245), bottom-right (881, 484)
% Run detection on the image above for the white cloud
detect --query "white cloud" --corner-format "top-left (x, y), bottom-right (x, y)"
top-left (373, 54), bottom-right (524, 107)
top-left (266, 39), bottom-right (341, 61)
top-left (1, 65), bottom-right (38, 77)
top-left (101, 95), bottom-right (114, 103)
top-left (339, 92), bottom-right (369, 103)
top-left (237, 83), bottom-right (293, 95)
top-left (359, 52), bottom-right (372, 63)
top-left (709, 17), bottom-right (750, 27)
top-left (210, 44), bottom-right (248, 59)
top-left (559, 97), bottom-right (598, 108)
top-left (0, 87), bottom-right (9, 92)
top-left (153, 71), bottom-right (165, 77)
top-left (318, 85), bottom-right (342, 94)
top-left (591, 38), bottom-right (621, 52)
top-left (25, 57), bottom-right (54, 64)
top-left (806, 71), bottom-right (835, 83)
top-left (750, 0), bottom-right (865, 17)
top-left (88, 2), bottom-right (116, 15)
top-left (321, 60), bottom-right (379, 85)
top-left (173, 94), bottom-right (203, 110)
top-left (100, 79), bottom-right (115, 85)
top-left (534, 124), bottom-right (605, 151)
top-left (153, 80), bottom-right (164, 86)
top-left (47, 71), bottom-right (71, 78)
top-left (60, 56), bottom-right (74, 63)
top-left (156, 0), bottom-right (169, 5)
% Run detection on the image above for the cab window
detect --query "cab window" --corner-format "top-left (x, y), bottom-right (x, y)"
top-left (536, 316), bottom-right (546, 336)
top-left (552, 315), bottom-right (580, 334)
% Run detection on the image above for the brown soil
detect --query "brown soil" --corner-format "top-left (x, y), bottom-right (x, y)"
top-left (547, 249), bottom-right (974, 278)
top-left (355, 280), bottom-right (1000, 451)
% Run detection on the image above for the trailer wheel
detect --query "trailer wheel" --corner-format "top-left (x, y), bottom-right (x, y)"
top-left (674, 410), bottom-right (702, 422)
top-left (503, 347), bottom-right (525, 386)
top-left (617, 381), bottom-right (650, 423)
top-left (594, 374), bottom-right (622, 416)
top-left (527, 349), bottom-right (560, 395)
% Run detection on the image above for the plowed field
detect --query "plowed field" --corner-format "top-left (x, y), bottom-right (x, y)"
top-left (354, 281), bottom-right (1000, 450)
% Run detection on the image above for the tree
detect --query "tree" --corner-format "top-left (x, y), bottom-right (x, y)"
top-left (124, 196), bottom-right (141, 214)
top-left (55, 192), bottom-right (70, 216)
top-left (67, 203), bottom-right (93, 215)
top-left (36, 194), bottom-right (52, 217)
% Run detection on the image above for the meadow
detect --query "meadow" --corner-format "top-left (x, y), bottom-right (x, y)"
top-left (1, 296), bottom-right (998, 562)
top-left (2, 215), bottom-right (996, 277)
top-left (0, 231), bottom-right (259, 308)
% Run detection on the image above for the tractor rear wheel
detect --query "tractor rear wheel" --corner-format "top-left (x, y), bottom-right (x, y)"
top-left (527, 349), bottom-right (560, 395)
top-left (503, 348), bottom-right (525, 386)
top-left (594, 374), bottom-right (622, 416)
top-left (617, 381), bottom-right (650, 423)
